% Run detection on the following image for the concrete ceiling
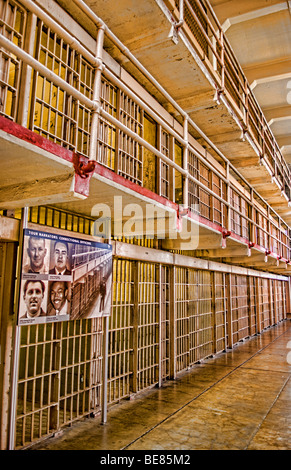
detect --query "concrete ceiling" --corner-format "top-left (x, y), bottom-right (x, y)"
top-left (209, 0), bottom-right (291, 164)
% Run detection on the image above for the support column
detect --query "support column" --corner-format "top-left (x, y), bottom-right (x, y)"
top-left (211, 271), bottom-right (217, 355)
top-left (101, 315), bottom-right (109, 424)
top-left (255, 277), bottom-right (262, 334)
top-left (157, 264), bottom-right (163, 388)
top-left (130, 261), bottom-right (139, 394)
top-left (223, 273), bottom-right (227, 351)
top-left (169, 135), bottom-right (175, 203)
top-left (226, 163), bottom-right (231, 233)
top-left (89, 25), bottom-right (105, 162)
top-left (250, 189), bottom-right (256, 246)
top-left (246, 276), bottom-right (252, 336)
top-left (183, 116), bottom-right (189, 210)
top-left (287, 278), bottom-right (291, 315)
top-left (268, 278), bottom-right (274, 326)
top-left (169, 266), bottom-right (177, 379)
top-left (226, 273), bottom-right (233, 349)
top-left (156, 125), bottom-right (162, 197)
top-left (273, 280), bottom-right (278, 324)
top-left (17, 12), bottom-right (37, 127)
top-left (282, 281), bottom-right (287, 320)
top-left (0, 242), bottom-right (18, 450)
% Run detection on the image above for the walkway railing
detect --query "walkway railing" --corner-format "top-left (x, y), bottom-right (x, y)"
top-left (0, 0), bottom-right (290, 260)
top-left (172, 0), bottom-right (291, 200)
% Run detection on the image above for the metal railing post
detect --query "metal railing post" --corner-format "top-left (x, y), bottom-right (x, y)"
top-left (183, 116), bottom-right (189, 209)
top-left (89, 25), bottom-right (105, 162)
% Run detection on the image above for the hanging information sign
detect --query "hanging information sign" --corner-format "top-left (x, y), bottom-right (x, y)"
top-left (18, 228), bottom-right (112, 325)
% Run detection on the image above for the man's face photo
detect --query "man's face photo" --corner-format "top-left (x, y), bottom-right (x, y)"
top-left (23, 281), bottom-right (44, 317)
top-left (53, 242), bottom-right (69, 272)
top-left (27, 237), bottom-right (47, 272)
top-left (50, 281), bottom-right (67, 311)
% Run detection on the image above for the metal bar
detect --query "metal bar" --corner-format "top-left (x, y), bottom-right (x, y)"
top-left (211, 271), bottom-right (217, 355)
top-left (101, 315), bottom-right (109, 424)
top-left (169, 266), bottom-right (177, 379)
top-left (158, 264), bottom-right (162, 387)
top-left (226, 273), bottom-right (233, 349)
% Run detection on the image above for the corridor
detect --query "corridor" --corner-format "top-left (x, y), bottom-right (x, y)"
top-left (30, 320), bottom-right (291, 451)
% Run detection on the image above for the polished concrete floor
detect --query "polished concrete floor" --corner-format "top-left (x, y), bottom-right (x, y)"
top-left (31, 320), bottom-right (291, 451)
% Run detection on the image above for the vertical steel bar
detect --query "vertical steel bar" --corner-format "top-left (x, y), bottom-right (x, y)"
top-left (211, 271), bottom-right (217, 355)
top-left (157, 264), bottom-right (162, 388)
top-left (247, 276), bottom-right (252, 336)
top-left (268, 278), bottom-right (274, 326)
top-left (130, 261), bottom-right (138, 393)
top-left (101, 315), bottom-right (109, 424)
top-left (226, 273), bottom-right (233, 349)
top-left (255, 277), bottom-right (262, 334)
top-left (287, 278), bottom-right (291, 316)
top-left (226, 162), bottom-right (231, 232)
top-left (17, 12), bottom-right (37, 127)
top-left (273, 280), bottom-right (278, 324)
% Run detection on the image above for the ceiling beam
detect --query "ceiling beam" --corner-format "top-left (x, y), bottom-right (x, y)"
top-left (211, 0), bottom-right (289, 24)
top-left (263, 105), bottom-right (291, 121)
top-left (269, 116), bottom-right (291, 126)
top-left (244, 59), bottom-right (291, 86)
top-left (251, 73), bottom-right (291, 90)
top-left (276, 135), bottom-right (291, 147)
top-left (222, 1), bottom-right (291, 32)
